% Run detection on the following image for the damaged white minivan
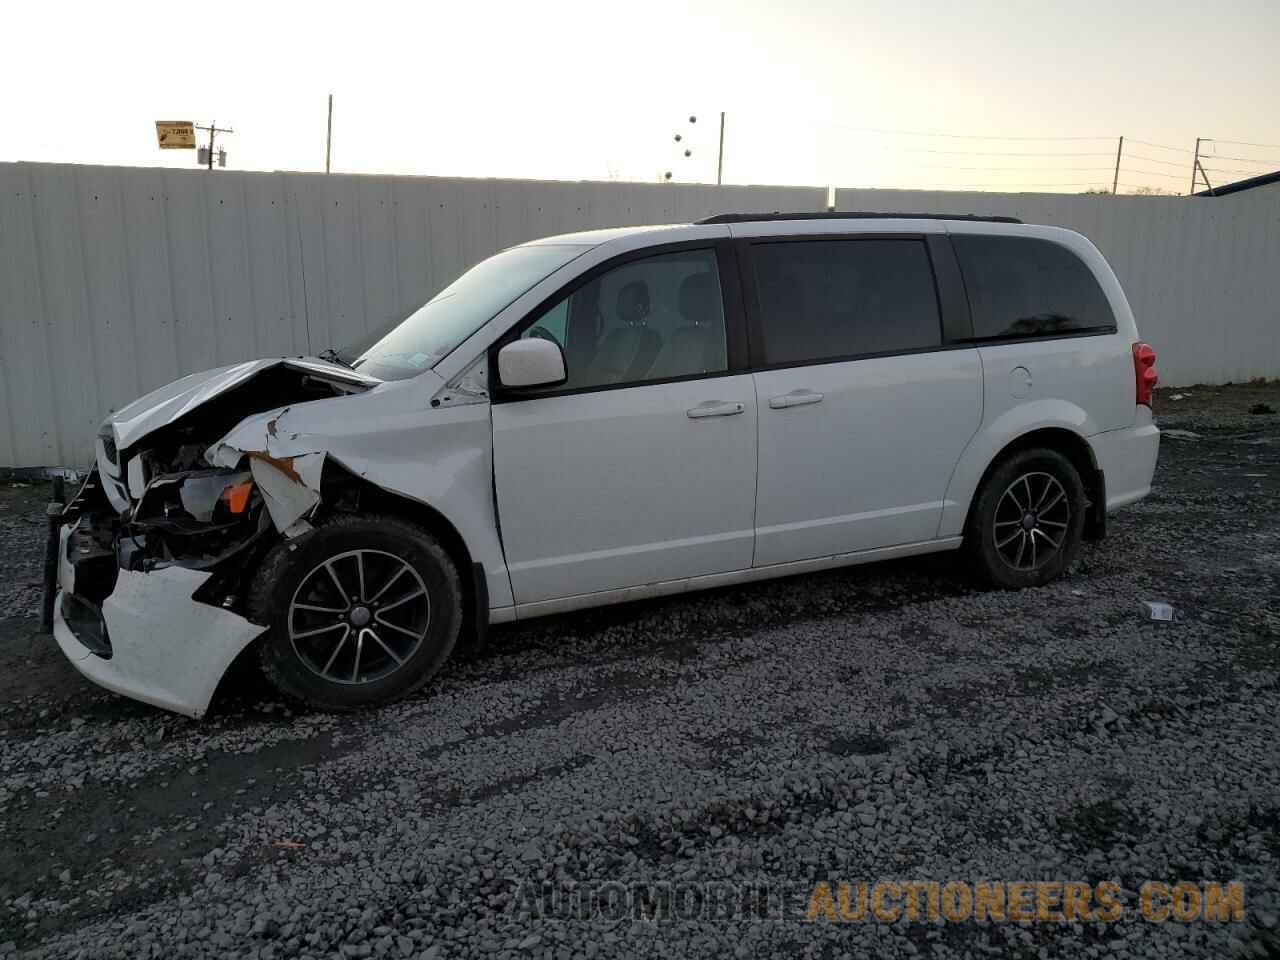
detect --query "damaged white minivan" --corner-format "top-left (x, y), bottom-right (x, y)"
top-left (48, 213), bottom-right (1160, 717)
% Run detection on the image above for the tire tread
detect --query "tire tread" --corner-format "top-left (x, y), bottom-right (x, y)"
top-left (964, 447), bottom-right (1087, 590)
top-left (250, 513), bottom-right (462, 712)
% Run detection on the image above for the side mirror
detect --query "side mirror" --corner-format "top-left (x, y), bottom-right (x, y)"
top-left (497, 338), bottom-right (567, 389)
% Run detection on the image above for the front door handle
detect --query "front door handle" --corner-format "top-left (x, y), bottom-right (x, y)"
top-left (768, 389), bottom-right (824, 410)
top-left (687, 400), bottom-right (746, 419)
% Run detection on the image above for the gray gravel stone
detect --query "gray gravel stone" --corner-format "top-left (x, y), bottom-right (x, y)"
top-left (1, 387), bottom-right (1278, 960)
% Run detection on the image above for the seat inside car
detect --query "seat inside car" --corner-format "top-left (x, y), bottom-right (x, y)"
top-left (662, 272), bottom-right (727, 377)
top-left (586, 280), bottom-right (663, 384)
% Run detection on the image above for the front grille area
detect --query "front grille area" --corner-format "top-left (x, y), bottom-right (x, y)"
top-left (61, 592), bottom-right (113, 659)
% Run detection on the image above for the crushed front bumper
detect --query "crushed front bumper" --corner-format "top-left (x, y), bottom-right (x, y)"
top-left (51, 525), bottom-right (266, 718)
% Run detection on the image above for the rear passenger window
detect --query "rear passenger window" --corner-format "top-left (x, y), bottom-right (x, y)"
top-left (751, 240), bottom-right (942, 365)
top-left (952, 236), bottom-right (1117, 340)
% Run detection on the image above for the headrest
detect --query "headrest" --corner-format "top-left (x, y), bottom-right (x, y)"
top-left (616, 281), bottom-right (651, 326)
top-left (679, 273), bottom-right (719, 326)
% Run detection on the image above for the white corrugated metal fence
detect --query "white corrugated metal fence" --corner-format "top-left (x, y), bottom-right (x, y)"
top-left (1, 162), bottom-right (1277, 467)
top-left (0, 163), bottom-right (822, 467)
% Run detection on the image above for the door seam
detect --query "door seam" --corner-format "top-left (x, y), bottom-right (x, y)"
top-left (934, 348), bottom-right (986, 540)
top-left (749, 373), bottom-right (761, 568)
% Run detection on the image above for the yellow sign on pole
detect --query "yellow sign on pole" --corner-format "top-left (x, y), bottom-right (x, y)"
top-left (155, 121), bottom-right (196, 149)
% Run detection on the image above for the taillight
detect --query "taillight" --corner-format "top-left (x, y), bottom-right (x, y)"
top-left (1133, 342), bottom-right (1157, 406)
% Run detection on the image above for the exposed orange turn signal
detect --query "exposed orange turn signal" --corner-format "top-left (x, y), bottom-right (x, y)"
top-left (221, 481), bottom-right (254, 514)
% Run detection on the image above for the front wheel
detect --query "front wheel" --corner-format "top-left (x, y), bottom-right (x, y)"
top-left (965, 447), bottom-right (1087, 589)
top-left (250, 514), bottom-right (463, 710)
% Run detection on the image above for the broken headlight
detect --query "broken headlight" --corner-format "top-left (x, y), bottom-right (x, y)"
top-left (132, 469), bottom-right (255, 532)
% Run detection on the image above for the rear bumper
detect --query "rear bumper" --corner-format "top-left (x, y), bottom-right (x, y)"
top-left (53, 528), bottom-right (266, 718)
top-left (1089, 409), bottom-right (1161, 512)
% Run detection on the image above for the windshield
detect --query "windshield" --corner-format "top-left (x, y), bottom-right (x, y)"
top-left (347, 243), bottom-right (586, 380)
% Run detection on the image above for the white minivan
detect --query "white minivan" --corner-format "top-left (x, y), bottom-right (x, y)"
top-left (49, 213), bottom-right (1160, 717)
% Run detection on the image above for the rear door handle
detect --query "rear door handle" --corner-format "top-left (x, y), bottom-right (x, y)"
top-left (768, 389), bottom-right (824, 410)
top-left (686, 400), bottom-right (745, 419)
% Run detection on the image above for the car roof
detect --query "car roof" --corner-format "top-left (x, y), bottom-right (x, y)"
top-left (521, 224), bottom-right (685, 246)
top-left (521, 212), bottom-right (1027, 249)
top-left (696, 211), bottom-right (1022, 225)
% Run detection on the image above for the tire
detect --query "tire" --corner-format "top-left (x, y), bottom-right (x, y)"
top-left (250, 513), bottom-right (463, 711)
top-left (965, 447), bottom-right (1087, 589)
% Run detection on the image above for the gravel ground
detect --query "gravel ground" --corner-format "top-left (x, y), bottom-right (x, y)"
top-left (1, 384), bottom-right (1278, 959)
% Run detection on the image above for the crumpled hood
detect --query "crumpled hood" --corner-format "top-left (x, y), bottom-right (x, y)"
top-left (105, 358), bottom-right (380, 451)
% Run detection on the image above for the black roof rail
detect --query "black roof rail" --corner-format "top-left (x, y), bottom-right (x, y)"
top-left (695, 211), bottom-right (1023, 225)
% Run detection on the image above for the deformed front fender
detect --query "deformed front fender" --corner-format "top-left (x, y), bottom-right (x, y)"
top-left (205, 410), bottom-right (326, 535)
top-left (204, 380), bottom-right (515, 611)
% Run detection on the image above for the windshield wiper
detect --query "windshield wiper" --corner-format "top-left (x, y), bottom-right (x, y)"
top-left (317, 347), bottom-right (353, 369)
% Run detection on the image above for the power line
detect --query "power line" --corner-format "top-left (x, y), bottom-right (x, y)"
top-left (1205, 137), bottom-right (1280, 151)
top-left (1198, 165), bottom-right (1280, 176)
top-left (896, 163), bottom-right (1120, 172)
top-left (1200, 165), bottom-right (1278, 178)
top-left (824, 124), bottom-right (1115, 142)
top-left (1119, 167), bottom-right (1187, 180)
top-left (884, 158), bottom-right (1194, 180)
top-left (772, 121), bottom-right (1280, 176)
top-left (859, 143), bottom-right (1116, 158)
top-left (1199, 151), bottom-right (1280, 166)
top-left (1126, 138), bottom-right (1194, 154)
top-left (1125, 152), bottom-right (1188, 168)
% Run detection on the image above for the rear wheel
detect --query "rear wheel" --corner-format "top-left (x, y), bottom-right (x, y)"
top-left (251, 514), bottom-right (462, 710)
top-left (966, 447), bottom-right (1087, 589)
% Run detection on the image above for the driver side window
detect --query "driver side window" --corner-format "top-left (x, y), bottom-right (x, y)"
top-left (520, 249), bottom-right (727, 391)
top-left (524, 299), bottom-right (568, 349)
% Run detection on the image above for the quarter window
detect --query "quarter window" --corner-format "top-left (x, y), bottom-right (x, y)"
top-left (952, 235), bottom-right (1117, 340)
top-left (519, 249), bottom-right (728, 390)
top-left (750, 239), bottom-right (942, 365)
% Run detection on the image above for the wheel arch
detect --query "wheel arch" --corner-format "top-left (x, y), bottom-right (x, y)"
top-left (955, 427), bottom-right (1104, 542)
top-left (316, 459), bottom-right (489, 648)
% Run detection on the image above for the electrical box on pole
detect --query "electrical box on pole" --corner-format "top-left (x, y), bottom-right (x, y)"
top-left (194, 123), bottom-right (234, 171)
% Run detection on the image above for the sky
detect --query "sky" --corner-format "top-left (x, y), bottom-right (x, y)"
top-left (3, 0), bottom-right (1278, 195)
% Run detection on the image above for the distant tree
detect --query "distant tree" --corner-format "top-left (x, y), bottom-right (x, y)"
top-left (1077, 186), bottom-right (1176, 196)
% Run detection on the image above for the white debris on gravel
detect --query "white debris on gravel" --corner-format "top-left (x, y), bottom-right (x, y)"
top-left (1, 388), bottom-right (1278, 960)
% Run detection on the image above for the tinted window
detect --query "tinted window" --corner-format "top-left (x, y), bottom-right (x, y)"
top-left (751, 240), bottom-right (942, 365)
top-left (952, 236), bottom-right (1116, 340)
top-left (519, 249), bottom-right (727, 390)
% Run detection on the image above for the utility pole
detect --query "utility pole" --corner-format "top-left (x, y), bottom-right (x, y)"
top-left (325, 94), bottom-right (334, 174)
top-left (1112, 136), bottom-right (1124, 195)
top-left (717, 112), bottom-right (725, 185)
top-left (195, 122), bottom-right (234, 171)
top-left (1189, 137), bottom-right (1202, 194)
top-left (1196, 160), bottom-right (1214, 195)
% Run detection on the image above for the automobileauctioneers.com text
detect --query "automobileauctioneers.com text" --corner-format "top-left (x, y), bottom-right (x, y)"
top-left (509, 879), bottom-right (1246, 924)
